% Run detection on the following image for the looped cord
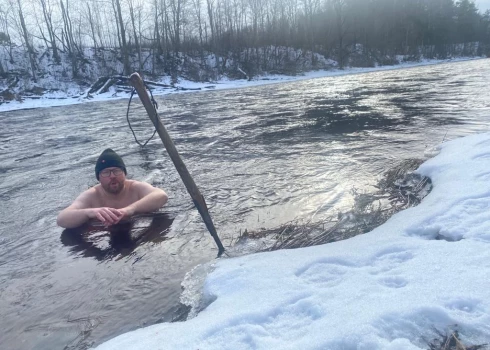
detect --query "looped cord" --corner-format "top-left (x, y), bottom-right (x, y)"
top-left (126, 81), bottom-right (158, 147)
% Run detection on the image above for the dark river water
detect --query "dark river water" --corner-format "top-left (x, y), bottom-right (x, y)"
top-left (1, 59), bottom-right (490, 350)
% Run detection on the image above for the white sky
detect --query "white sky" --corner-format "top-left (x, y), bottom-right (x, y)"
top-left (92, 132), bottom-right (490, 349)
top-left (476, 0), bottom-right (490, 12)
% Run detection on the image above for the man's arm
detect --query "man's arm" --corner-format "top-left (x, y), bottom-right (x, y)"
top-left (119, 182), bottom-right (168, 219)
top-left (57, 190), bottom-right (123, 228)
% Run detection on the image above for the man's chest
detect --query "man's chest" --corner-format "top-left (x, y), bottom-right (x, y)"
top-left (93, 190), bottom-right (139, 209)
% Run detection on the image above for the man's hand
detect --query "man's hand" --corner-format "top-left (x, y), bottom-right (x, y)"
top-left (88, 207), bottom-right (124, 227)
top-left (116, 207), bottom-right (135, 223)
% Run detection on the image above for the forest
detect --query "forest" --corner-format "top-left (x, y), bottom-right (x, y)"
top-left (0, 0), bottom-right (489, 88)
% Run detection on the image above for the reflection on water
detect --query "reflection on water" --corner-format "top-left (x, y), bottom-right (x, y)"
top-left (305, 95), bottom-right (411, 133)
top-left (60, 213), bottom-right (174, 261)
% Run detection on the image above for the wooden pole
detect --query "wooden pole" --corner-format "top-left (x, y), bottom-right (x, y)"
top-left (129, 72), bottom-right (225, 257)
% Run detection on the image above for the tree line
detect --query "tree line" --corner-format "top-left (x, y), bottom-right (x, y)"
top-left (0, 0), bottom-right (489, 82)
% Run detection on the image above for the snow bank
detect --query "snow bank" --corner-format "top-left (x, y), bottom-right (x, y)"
top-left (94, 132), bottom-right (490, 349)
top-left (0, 57), bottom-right (485, 113)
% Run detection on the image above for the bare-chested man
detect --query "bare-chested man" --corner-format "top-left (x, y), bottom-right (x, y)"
top-left (57, 148), bottom-right (168, 229)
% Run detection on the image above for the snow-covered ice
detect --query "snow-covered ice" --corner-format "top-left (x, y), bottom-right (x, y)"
top-left (93, 133), bottom-right (490, 349)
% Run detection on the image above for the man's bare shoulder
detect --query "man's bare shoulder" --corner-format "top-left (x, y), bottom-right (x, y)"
top-left (82, 185), bottom-right (100, 197)
top-left (70, 186), bottom-right (99, 209)
top-left (126, 180), bottom-right (165, 197)
top-left (126, 180), bottom-right (157, 191)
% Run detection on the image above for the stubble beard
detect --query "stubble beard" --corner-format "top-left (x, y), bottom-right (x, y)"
top-left (102, 178), bottom-right (124, 194)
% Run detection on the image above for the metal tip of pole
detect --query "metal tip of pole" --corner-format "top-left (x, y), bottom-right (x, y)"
top-left (217, 248), bottom-right (225, 258)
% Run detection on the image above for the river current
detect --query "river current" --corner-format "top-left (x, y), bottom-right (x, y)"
top-left (1, 59), bottom-right (489, 349)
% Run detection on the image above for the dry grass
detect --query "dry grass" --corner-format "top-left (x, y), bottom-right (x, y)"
top-left (427, 329), bottom-right (488, 350)
top-left (231, 158), bottom-right (432, 252)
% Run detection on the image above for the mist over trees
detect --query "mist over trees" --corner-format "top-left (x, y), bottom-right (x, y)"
top-left (0, 0), bottom-right (489, 85)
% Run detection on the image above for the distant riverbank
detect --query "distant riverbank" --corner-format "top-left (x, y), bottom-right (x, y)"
top-left (0, 56), bottom-right (486, 113)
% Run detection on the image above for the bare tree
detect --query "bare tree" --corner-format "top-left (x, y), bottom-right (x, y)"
top-left (85, 2), bottom-right (98, 50)
top-left (190, 0), bottom-right (205, 61)
top-left (206, 0), bottom-right (219, 66)
top-left (39, 0), bottom-right (60, 63)
top-left (161, 0), bottom-right (173, 57)
top-left (331, 0), bottom-right (347, 68)
top-left (113, 0), bottom-right (131, 75)
top-left (0, 2), bottom-right (15, 65)
top-left (301, 0), bottom-right (319, 56)
top-left (153, 0), bottom-right (163, 57)
top-left (128, 0), bottom-right (142, 71)
top-left (15, 0), bottom-right (38, 81)
top-left (59, 0), bottom-right (80, 77)
top-left (168, 0), bottom-right (185, 56)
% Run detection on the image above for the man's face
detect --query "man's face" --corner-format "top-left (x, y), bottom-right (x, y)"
top-left (99, 167), bottom-right (126, 194)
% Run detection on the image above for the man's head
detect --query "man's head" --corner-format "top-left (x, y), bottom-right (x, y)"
top-left (95, 149), bottom-right (127, 194)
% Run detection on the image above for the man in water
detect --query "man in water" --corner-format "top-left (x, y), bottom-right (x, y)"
top-left (57, 148), bottom-right (168, 229)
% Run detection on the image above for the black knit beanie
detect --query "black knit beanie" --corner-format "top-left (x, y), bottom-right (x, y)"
top-left (95, 148), bottom-right (127, 180)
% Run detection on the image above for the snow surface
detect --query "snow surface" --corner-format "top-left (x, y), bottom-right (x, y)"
top-left (92, 133), bottom-right (490, 349)
top-left (0, 57), bottom-right (484, 113)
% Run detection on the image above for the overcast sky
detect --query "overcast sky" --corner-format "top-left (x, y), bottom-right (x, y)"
top-left (476, 0), bottom-right (490, 12)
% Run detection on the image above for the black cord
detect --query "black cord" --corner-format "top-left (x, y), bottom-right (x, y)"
top-left (145, 81), bottom-right (159, 110)
top-left (126, 82), bottom-right (158, 147)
